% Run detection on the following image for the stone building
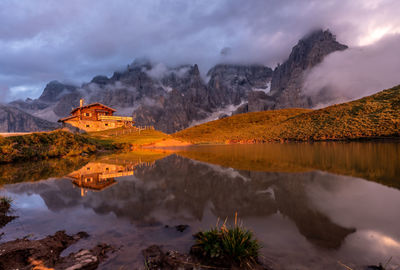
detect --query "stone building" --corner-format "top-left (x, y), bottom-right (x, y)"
top-left (58, 99), bottom-right (134, 132)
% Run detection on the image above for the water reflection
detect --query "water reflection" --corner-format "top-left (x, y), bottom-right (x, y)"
top-left (0, 156), bottom-right (90, 185)
top-left (68, 162), bottom-right (139, 197)
top-left (0, 143), bottom-right (400, 269)
top-left (177, 142), bottom-right (400, 189)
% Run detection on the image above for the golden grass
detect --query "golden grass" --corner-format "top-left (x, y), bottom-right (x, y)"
top-left (87, 128), bottom-right (170, 145)
top-left (0, 130), bottom-right (119, 163)
top-left (173, 85), bottom-right (400, 143)
top-left (173, 109), bottom-right (310, 144)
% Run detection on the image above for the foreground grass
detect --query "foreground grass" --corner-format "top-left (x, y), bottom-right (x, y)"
top-left (174, 85), bottom-right (400, 143)
top-left (192, 215), bottom-right (261, 269)
top-left (0, 130), bottom-right (124, 163)
top-left (0, 196), bottom-right (15, 229)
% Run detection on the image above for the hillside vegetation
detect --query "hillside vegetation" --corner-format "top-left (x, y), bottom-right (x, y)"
top-left (87, 128), bottom-right (189, 147)
top-left (173, 85), bottom-right (400, 143)
top-left (88, 128), bottom-right (170, 145)
top-left (0, 130), bottom-right (123, 163)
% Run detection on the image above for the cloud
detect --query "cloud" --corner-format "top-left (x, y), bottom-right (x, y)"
top-left (0, 0), bottom-right (399, 101)
top-left (303, 34), bottom-right (400, 107)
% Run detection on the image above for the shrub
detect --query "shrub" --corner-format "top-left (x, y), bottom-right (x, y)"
top-left (192, 214), bottom-right (261, 268)
top-left (0, 130), bottom-right (125, 163)
top-left (0, 196), bottom-right (12, 208)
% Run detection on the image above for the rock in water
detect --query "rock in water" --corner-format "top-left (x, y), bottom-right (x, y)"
top-left (0, 230), bottom-right (112, 270)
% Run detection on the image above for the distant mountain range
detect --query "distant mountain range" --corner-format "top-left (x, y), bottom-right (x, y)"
top-left (2, 29), bottom-right (348, 133)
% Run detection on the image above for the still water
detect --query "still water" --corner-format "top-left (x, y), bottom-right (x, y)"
top-left (1, 142), bottom-right (400, 269)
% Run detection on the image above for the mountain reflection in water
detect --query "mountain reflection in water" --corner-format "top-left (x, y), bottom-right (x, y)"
top-left (0, 143), bottom-right (399, 269)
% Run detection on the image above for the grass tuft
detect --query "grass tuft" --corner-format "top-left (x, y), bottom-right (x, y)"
top-left (0, 196), bottom-right (12, 208)
top-left (192, 214), bottom-right (261, 269)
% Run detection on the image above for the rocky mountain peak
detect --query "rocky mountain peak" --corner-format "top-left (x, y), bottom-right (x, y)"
top-left (288, 29), bottom-right (348, 70)
top-left (90, 75), bottom-right (109, 85)
top-left (39, 81), bottom-right (77, 103)
top-left (190, 64), bottom-right (200, 77)
top-left (267, 29), bottom-right (348, 109)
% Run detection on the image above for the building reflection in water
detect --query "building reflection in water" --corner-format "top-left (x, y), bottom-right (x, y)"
top-left (67, 159), bottom-right (155, 197)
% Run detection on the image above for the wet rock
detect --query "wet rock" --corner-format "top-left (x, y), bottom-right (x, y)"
top-left (142, 245), bottom-right (195, 270)
top-left (0, 230), bottom-right (112, 270)
top-left (58, 244), bottom-right (113, 270)
top-left (143, 245), bottom-right (271, 270)
top-left (366, 265), bottom-right (385, 270)
top-left (175, 224), bottom-right (189, 232)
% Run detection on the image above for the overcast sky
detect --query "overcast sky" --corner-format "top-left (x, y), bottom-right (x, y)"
top-left (1, 0), bottom-right (399, 102)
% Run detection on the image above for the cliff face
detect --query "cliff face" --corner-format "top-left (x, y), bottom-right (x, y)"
top-left (269, 30), bottom-right (348, 109)
top-left (7, 30), bottom-right (347, 133)
top-left (0, 105), bottom-right (59, 132)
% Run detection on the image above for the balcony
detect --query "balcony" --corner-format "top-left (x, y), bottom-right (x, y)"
top-left (98, 115), bottom-right (133, 122)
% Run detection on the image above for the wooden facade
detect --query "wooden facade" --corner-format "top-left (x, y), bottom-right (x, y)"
top-left (58, 99), bottom-right (134, 132)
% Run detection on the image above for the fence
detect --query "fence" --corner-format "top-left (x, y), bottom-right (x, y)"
top-left (109, 126), bottom-right (154, 136)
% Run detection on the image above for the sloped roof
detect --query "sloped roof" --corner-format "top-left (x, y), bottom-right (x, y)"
top-left (58, 115), bottom-right (78, 122)
top-left (70, 103), bottom-right (116, 114)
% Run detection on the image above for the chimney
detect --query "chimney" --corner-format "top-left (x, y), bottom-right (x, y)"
top-left (80, 99), bottom-right (84, 107)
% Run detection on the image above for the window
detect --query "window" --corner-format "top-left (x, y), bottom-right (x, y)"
top-left (86, 124), bottom-right (90, 128)
top-left (105, 123), bottom-right (109, 126)
top-left (85, 177), bottom-right (93, 183)
top-left (85, 113), bottom-right (92, 117)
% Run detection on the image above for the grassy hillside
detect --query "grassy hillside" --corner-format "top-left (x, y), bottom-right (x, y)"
top-left (174, 85), bottom-right (400, 143)
top-left (0, 130), bottom-right (123, 163)
top-left (87, 128), bottom-right (190, 147)
top-left (88, 128), bottom-right (169, 145)
top-left (173, 109), bottom-right (311, 144)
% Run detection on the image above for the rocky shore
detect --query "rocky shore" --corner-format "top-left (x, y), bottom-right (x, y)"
top-left (0, 231), bottom-right (113, 270)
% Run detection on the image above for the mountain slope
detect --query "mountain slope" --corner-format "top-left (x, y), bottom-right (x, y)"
top-left (173, 85), bottom-right (400, 143)
top-left (0, 105), bottom-right (59, 132)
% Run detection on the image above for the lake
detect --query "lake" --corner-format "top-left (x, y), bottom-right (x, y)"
top-left (1, 142), bottom-right (400, 269)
